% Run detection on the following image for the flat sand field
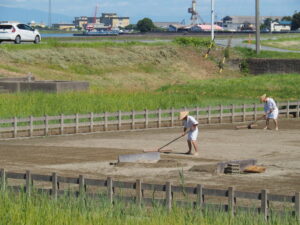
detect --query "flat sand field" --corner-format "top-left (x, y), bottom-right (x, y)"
top-left (0, 119), bottom-right (299, 194)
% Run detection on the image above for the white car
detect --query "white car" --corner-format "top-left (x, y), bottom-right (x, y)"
top-left (0, 22), bottom-right (41, 44)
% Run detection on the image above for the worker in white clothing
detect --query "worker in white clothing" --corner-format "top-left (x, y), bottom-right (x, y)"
top-left (260, 94), bottom-right (279, 130)
top-left (179, 111), bottom-right (199, 155)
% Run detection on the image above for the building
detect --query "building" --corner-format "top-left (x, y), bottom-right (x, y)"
top-left (271, 21), bottom-right (292, 32)
top-left (154, 22), bottom-right (182, 30)
top-left (100, 13), bottom-right (130, 28)
top-left (52, 23), bottom-right (76, 31)
top-left (74, 16), bottom-right (101, 29)
top-left (222, 16), bottom-right (283, 31)
top-left (28, 21), bottom-right (46, 28)
top-left (190, 24), bottom-right (223, 32)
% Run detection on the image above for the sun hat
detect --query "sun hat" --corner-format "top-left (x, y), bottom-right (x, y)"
top-left (179, 111), bottom-right (189, 120)
top-left (260, 94), bottom-right (267, 102)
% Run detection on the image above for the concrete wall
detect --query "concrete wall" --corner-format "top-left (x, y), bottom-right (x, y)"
top-left (0, 80), bottom-right (89, 93)
top-left (247, 59), bottom-right (300, 75)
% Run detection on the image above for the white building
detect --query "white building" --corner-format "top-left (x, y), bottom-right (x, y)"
top-left (270, 21), bottom-right (292, 32)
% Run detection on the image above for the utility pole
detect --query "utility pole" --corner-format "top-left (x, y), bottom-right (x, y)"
top-left (211, 0), bottom-right (215, 41)
top-left (255, 0), bottom-right (260, 54)
top-left (48, 0), bottom-right (52, 28)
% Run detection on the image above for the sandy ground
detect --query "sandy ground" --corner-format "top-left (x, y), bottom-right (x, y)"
top-left (0, 119), bottom-right (299, 195)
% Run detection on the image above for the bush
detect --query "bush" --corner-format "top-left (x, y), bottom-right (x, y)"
top-left (173, 37), bottom-right (212, 48)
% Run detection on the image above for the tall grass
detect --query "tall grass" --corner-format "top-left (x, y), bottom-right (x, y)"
top-left (0, 74), bottom-right (299, 118)
top-left (235, 47), bottom-right (300, 59)
top-left (0, 190), bottom-right (296, 225)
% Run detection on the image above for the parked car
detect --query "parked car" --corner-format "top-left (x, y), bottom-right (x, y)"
top-left (0, 22), bottom-right (41, 44)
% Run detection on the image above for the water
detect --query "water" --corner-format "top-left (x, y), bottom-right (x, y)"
top-left (41, 33), bottom-right (74, 38)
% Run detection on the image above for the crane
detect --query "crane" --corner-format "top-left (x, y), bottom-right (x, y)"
top-left (188, 0), bottom-right (204, 25)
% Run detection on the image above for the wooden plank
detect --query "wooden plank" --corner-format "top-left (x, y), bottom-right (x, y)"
top-left (57, 176), bottom-right (79, 184)
top-left (29, 116), bottom-right (33, 137)
top-left (45, 115), bottom-right (49, 136)
top-left (234, 191), bottom-right (260, 200)
top-left (143, 198), bottom-right (165, 206)
top-left (268, 194), bottom-right (294, 203)
top-left (136, 179), bottom-right (142, 207)
top-left (132, 110), bottom-right (135, 129)
top-left (107, 177), bottom-right (113, 204)
top-left (197, 184), bottom-right (204, 209)
top-left (26, 170), bottom-right (31, 196)
top-left (52, 173), bottom-right (58, 200)
top-left (6, 172), bottom-right (26, 180)
top-left (113, 181), bottom-right (135, 189)
top-left (36, 188), bottom-right (51, 195)
top-left (208, 106), bottom-right (211, 124)
top-left (296, 192), bottom-right (300, 221)
top-left (158, 108), bottom-right (161, 128)
top-left (118, 110), bottom-right (122, 130)
top-left (13, 116), bottom-right (17, 138)
top-left (203, 188), bottom-right (227, 197)
top-left (90, 112), bottom-right (94, 132)
top-left (85, 178), bottom-right (106, 187)
top-left (287, 101), bottom-right (290, 118)
top-left (228, 186), bottom-right (235, 216)
top-left (75, 113), bottom-right (79, 133)
top-left (79, 175), bottom-right (85, 194)
top-left (220, 105), bottom-right (223, 123)
top-left (166, 182), bottom-right (172, 211)
top-left (261, 189), bottom-right (268, 220)
top-left (231, 105), bottom-right (235, 123)
top-left (171, 108), bottom-right (174, 127)
top-left (104, 112), bottom-right (108, 131)
top-left (0, 169), bottom-right (6, 191)
top-left (172, 185), bottom-right (195, 194)
top-left (297, 101), bottom-right (300, 118)
top-left (32, 174), bottom-right (52, 182)
top-left (114, 195), bottom-right (135, 203)
top-left (60, 114), bottom-right (64, 135)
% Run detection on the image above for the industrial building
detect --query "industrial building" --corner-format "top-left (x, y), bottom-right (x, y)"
top-left (73, 13), bottom-right (130, 30)
top-left (52, 23), bottom-right (76, 31)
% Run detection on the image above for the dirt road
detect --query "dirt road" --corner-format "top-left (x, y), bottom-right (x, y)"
top-left (0, 119), bottom-right (299, 194)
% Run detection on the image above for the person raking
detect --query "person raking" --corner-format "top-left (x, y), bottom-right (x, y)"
top-left (260, 94), bottom-right (279, 131)
top-left (179, 111), bottom-right (199, 156)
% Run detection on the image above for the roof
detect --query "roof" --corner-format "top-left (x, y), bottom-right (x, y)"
top-left (154, 22), bottom-right (182, 28)
top-left (192, 24), bottom-right (223, 31)
top-left (223, 16), bottom-right (283, 24)
top-left (279, 21), bottom-right (292, 25)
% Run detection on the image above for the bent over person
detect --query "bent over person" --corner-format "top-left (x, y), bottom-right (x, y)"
top-left (179, 111), bottom-right (199, 155)
top-left (260, 94), bottom-right (279, 130)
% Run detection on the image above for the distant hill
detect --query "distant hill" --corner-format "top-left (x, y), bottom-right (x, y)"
top-left (0, 6), bottom-right (72, 24)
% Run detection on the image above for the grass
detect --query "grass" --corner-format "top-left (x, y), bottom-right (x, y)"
top-left (235, 47), bottom-right (300, 59)
top-left (0, 190), bottom-right (297, 225)
top-left (260, 36), bottom-right (300, 51)
top-left (0, 74), bottom-right (299, 118)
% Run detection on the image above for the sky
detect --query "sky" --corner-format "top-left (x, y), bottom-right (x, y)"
top-left (0, 0), bottom-right (299, 24)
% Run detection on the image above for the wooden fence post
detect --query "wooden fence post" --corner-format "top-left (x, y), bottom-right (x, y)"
top-left (26, 170), bottom-right (32, 196)
top-left (45, 115), bottom-right (49, 136)
top-left (13, 116), bottom-right (17, 138)
top-left (52, 172), bottom-right (58, 200)
top-left (131, 110), bottom-right (135, 129)
top-left (171, 108), bottom-right (174, 127)
top-left (166, 181), bottom-right (172, 211)
top-left (254, 103), bottom-right (257, 121)
top-left (60, 114), bottom-right (64, 135)
top-left (75, 113), bottom-right (79, 133)
top-left (0, 169), bottom-right (6, 191)
top-left (29, 115), bottom-right (33, 137)
top-left (261, 189), bottom-right (268, 221)
top-left (220, 105), bottom-right (223, 124)
top-left (145, 109), bottom-right (148, 129)
top-left (208, 106), bottom-right (211, 124)
top-left (79, 175), bottom-right (85, 195)
top-left (287, 101), bottom-right (290, 118)
top-left (136, 179), bottom-right (142, 207)
top-left (297, 101), bottom-right (300, 118)
top-left (158, 108), bottom-right (161, 128)
top-left (107, 177), bottom-right (113, 204)
top-left (197, 184), bottom-right (203, 210)
top-left (90, 112), bottom-right (94, 132)
top-left (296, 192), bottom-right (300, 221)
top-left (231, 105), bottom-right (235, 123)
top-left (196, 106), bottom-right (199, 120)
top-left (104, 112), bottom-right (108, 131)
top-left (228, 186), bottom-right (235, 216)
top-left (243, 104), bottom-right (246, 122)
top-left (118, 110), bottom-right (122, 130)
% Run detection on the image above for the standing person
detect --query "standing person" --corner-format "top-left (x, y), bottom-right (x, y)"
top-left (179, 111), bottom-right (199, 155)
top-left (260, 94), bottom-right (279, 130)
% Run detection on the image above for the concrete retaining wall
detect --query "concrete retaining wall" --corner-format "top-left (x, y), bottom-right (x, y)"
top-left (247, 58), bottom-right (300, 75)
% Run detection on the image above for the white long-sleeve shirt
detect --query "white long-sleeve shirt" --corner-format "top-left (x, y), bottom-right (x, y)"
top-left (264, 97), bottom-right (278, 114)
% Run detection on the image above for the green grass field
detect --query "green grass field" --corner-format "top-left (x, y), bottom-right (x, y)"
top-left (236, 47), bottom-right (300, 59)
top-left (0, 74), bottom-right (299, 118)
top-left (0, 190), bottom-right (297, 225)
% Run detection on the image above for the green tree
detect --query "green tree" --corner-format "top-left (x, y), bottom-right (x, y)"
top-left (136, 18), bottom-right (155, 32)
top-left (125, 24), bottom-right (137, 30)
top-left (291, 12), bottom-right (300, 30)
top-left (281, 16), bottom-right (292, 21)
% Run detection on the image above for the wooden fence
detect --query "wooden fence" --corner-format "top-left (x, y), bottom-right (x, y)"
top-left (0, 169), bottom-right (299, 220)
top-left (0, 101), bottom-right (299, 139)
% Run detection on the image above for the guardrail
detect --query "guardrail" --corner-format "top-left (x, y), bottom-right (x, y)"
top-left (0, 101), bottom-right (299, 139)
top-left (0, 169), bottom-right (299, 220)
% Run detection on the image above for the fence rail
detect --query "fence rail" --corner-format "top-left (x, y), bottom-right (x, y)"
top-left (0, 101), bottom-right (299, 139)
top-left (0, 169), bottom-right (299, 220)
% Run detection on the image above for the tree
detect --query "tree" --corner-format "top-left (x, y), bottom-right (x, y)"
top-left (136, 18), bottom-right (155, 32)
top-left (261, 18), bottom-right (272, 30)
top-left (281, 16), bottom-right (292, 21)
top-left (291, 12), bottom-right (300, 30)
top-left (125, 24), bottom-right (137, 30)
